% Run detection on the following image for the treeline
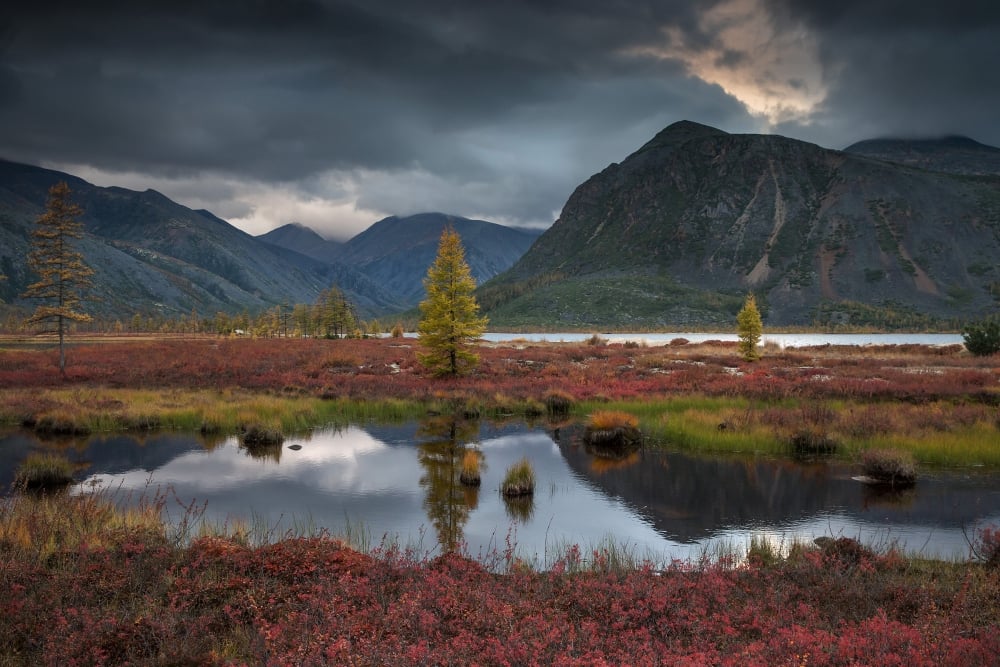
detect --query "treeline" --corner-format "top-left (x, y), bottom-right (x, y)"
top-left (1, 285), bottom-right (407, 338)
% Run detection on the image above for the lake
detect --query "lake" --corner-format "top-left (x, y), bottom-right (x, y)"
top-left (3, 421), bottom-right (997, 564)
top-left (479, 332), bottom-right (965, 348)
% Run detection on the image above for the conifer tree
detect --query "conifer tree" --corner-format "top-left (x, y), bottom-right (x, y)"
top-left (418, 227), bottom-right (488, 376)
top-left (22, 182), bottom-right (94, 375)
top-left (737, 292), bottom-right (763, 361)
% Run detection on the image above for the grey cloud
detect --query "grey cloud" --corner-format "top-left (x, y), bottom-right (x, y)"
top-left (4, 0), bottom-right (995, 232)
top-left (770, 0), bottom-right (1000, 147)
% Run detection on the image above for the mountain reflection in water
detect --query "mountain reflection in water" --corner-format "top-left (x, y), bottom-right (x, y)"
top-left (2, 421), bottom-right (998, 562)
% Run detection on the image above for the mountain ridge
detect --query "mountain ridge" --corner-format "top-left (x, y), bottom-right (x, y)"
top-left (261, 213), bottom-right (541, 309)
top-left (480, 121), bottom-right (1000, 328)
top-left (0, 159), bottom-right (402, 319)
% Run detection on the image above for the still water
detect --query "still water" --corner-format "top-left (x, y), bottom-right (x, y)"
top-left (480, 332), bottom-right (965, 348)
top-left (3, 421), bottom-right (998, 563)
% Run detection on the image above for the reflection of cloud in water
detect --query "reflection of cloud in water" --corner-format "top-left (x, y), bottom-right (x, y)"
top-left (61, 422), bottom-right (1000, 564)
top-left (82, 427), bottom-right (416, 495)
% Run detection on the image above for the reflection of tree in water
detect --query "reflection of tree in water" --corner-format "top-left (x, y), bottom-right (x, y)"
top-left (417, 417), bottom-right (481, 552)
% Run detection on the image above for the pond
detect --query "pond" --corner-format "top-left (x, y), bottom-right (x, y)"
top-left (3, 421), bottom-right (998, 563)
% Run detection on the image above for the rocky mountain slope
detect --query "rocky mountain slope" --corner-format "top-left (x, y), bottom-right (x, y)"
top-left (0, 160), bottom-right (401, 320)
top-left (845, 136), bottom-right (1000, 176)
top-left (480, 121), bottom-right (1000, 328)
top-left (261, 213), bottom-right (541, 309)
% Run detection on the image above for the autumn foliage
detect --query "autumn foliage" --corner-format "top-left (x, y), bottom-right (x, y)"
top-left (0, 336), bottom-right (995, 405)
top-left (1, 520), bottom-right (999, 665)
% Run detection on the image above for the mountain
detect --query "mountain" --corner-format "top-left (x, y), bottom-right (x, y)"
top-left (0, 160), bottom-right (401, 320)
top-left (479, 121), bottom-right (1000, 328)
top-left (263, 213), bottom-right (542, 309)
top-left (258, 222), bottom-right (343, 263)
top-left (844, 136), bottom-right (1000, 176)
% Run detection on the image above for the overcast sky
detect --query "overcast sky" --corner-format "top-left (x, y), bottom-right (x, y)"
top-left (2, 0), bottom-right (999, 240)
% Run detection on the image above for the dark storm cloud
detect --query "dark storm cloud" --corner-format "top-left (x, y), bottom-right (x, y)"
top-left (0, 0), bottom-right (758, 232)
top-left (769, 0), bottom-right (1000, 148)
top-left (3, 0), bottom-right (996, 236)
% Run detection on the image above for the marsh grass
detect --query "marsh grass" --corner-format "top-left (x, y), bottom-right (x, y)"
top-left (583, 410), bottom-right (643, 456)
top-left (543, 390), bottom-right (575, 416)
top-left (14, 453), bottom-right (75, 490)
top-left (459, 449), bottom-right (482, 486)
top-left (861, 448), bottom-right (917, 486)
top-left (0, 388), bottom-right (427, 437)
top-left (500, 457), bottom-right (535, 497)
top-left (0, 487), bottom-right (172, 561)
top-left (580, 397), bottom-right (1000, 467)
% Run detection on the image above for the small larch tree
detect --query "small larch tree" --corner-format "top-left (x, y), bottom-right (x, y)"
top-left (737, 292), bottom-right (763, 361)
top-left (23, 182), bottom-right (95, 375)
top-left (418, 227), bottom-right (488, 376)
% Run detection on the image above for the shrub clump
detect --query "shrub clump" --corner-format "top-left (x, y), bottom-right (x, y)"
top-left (584, 410), bottom-right (642, 455)
top-left (500, 457), bottom-right (535, 497)
top-left (459, 449), bottom-right (481, 486)
top-left (14, 453), bottom-right (75, 490)
top-left (962, 318), bottom-right (1000, 356)
top-left (861, 448), bottom-right (916, 486)
top-left (788, 428), bottom-right (838, 455)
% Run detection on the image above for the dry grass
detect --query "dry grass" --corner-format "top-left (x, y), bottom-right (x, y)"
top-left (460, 449), bottom-right (482, 486)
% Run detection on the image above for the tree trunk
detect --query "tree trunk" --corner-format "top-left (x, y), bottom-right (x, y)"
top-left (58, 314), bottom-right (66, 377)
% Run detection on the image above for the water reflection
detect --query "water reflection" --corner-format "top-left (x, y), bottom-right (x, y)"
top-left (2, 422), bottom-right (999, 562)
top-left (416, 417), bottom-right (481, 551)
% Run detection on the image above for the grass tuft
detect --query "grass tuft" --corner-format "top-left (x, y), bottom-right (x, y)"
top-left (861, 448), bottom-right (917, 486)
top-left (543, 390), bottom-right (575, 416)
top-left (584, 410), bottom-right (643, 454)
top-left (459, 449), bottom-right (482, 486)
top-left (14, 453), bottom-right (75, 490)
top-left (500, 457), bottom-right (535, 497)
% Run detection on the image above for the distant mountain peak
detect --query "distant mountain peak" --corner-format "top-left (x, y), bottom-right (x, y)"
top-left (636, 120), bottom-right (730, 153)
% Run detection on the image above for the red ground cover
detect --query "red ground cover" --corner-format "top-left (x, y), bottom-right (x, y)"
top-left (1, 336), bottom-right (996, 404)
top-left (3, 535), bottom-right (999, 665)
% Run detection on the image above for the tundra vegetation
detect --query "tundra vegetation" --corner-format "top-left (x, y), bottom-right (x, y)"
top-left (1, 335), bottom-right (999, 663)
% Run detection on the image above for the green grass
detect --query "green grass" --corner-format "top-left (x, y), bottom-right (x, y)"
top-left (577, 397), bottom-right (1000, 467)
top-left (14, 453), bottom-right (75, 490)
top-left (2, 389), bottom-right (428, 437)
